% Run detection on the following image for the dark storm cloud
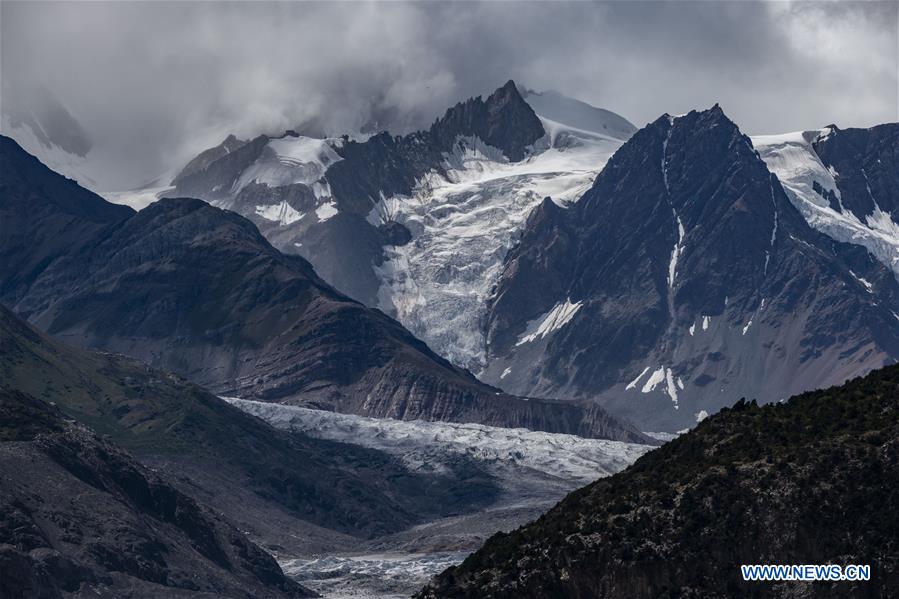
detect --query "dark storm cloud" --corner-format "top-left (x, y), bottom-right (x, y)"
top-left (1, 0), bottom-right (896, 189)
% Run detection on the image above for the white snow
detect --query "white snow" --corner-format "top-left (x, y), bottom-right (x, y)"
top-left (227, 399), bottom-right (654, 486)
top-left (515, 298), bottom-right (583, 346)
top-left (500, 366), bottom-right (512, 380)
top-left (316, 201), bottom-right (339, 222)
top-left (695, 410), bottom-right (709, 423)
top-left (688, 322), bottom-right (696, 336)
top-left (255, 201), bottom-right (305, 225)
top-left (754, 130), bottom-right (899, 278)
top-left (849, 270), bottom-right (874, 293)
top-left (641, 367), bottom-right (667, 393)
top-left (233, 135), bottom-right (341, 200)
top-left (702, 315), bottom-right (710, 330)
top-left (626, 366), bottom-right (651, 390)
top-left (374, 118), bottom-right (622, 370)
top-left (281, 552), bottom-right (467, 599)
top-left (636, 366), bottom-right (680, 408)
top-left (665, 368), bottom-right (679, 409)
top-left (668, 216), bottom-right (685, 287)
top-left (246, 137), bottom-right (339, 187)
top-left (2, 116), bottom-right (101, 189)
top-left (521, 89), bottom-right (637, 142)
top-left (742, 318), bottom-right (753, 335)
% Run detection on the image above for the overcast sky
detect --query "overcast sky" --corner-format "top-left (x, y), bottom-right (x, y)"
top-left (1, 0), bottom-right (896, 189)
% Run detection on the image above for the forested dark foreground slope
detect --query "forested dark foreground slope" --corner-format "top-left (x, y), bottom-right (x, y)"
top-left (419, 365), bottom-right (899, 598)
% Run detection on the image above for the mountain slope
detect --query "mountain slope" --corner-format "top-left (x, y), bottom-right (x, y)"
top-left (0, 304), bottom-right (502, 543)
top-left (0, 135), bottom-right (651, 444)
top-left (481, 107), bottom-right (899, 431)
top-left (753, 123), bottom-right (899, 277)
top-left (0, 135), bottom-right (133, 306)
top-left (418, 365), bottom-right (899, 598)
top-left (0, 389), bottom-right (313, 599)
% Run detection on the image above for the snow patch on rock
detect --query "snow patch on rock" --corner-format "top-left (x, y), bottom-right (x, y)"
top-left (516, 298), bottom-right (583, 346)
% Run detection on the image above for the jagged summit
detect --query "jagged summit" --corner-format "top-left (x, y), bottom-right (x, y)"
top-left (430, 79), bottom-right (545, 161)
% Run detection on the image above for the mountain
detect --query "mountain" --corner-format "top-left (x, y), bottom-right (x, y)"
top-left (479, 106), bottom-right (899, 431)
top-left (0, 388), bottom-right (313, 599)
top-left (163, 80), bottom-right (549, 306)
top-left (0, 304), bottom-right (502, 546)
top-left (752, 123), bottom-right (899, 279)
top-left (417, 364), bottom-right (899, 598)
top-left (0, 135), bottom-right (652, 444)
top-left (163, 81), bottom-right (634, 370)
top-left (0, 135), bottom-right (133, 305)
top-left (1, 85), bottom-right (97, 189)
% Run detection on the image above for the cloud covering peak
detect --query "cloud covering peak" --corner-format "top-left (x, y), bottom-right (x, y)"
top-left (2, 1), bottom-right (895, 190)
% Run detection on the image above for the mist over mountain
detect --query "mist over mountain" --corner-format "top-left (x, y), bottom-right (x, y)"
top-left (2, 1), bottom-right (894, 190)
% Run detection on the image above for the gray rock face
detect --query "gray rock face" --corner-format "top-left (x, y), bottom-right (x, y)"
top-left (1, 136), bottom-right (651, 444)
top-left (0, 389), bottom-right (313, 599)
top-left (482, 107), bottom-right (899, 431)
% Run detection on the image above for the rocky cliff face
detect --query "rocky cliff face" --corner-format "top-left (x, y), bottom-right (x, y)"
top-left (1, 136), bottom-right (651, 444)
top-left (418, 364), bottom-right (899, 598)
top-left (0, 389), bottom-right (314, 599)
top-left (481, 107), bottom-right (899, 431)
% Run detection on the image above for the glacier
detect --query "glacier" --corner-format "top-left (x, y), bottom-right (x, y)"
top-left (227, 398), bottom-right (654, 598)
top-left (372, 108), bottom-right (629, 371)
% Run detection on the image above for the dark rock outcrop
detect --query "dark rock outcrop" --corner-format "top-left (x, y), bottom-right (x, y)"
top-left (317, 80), bottom-right (545, 216)
top-left (170, 134), bottom-right (269, 202)
top-left (0, 389), bottom-right (314, 598)
top-left (812, 123), bottom-right (899, 220)
top-left (418, 364), bottom-right (899, 598)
